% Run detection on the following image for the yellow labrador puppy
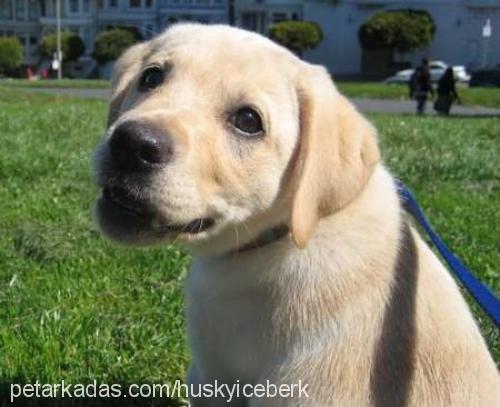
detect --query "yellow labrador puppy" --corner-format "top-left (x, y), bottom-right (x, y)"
top-left (93, 24), bottom-right (499, 406)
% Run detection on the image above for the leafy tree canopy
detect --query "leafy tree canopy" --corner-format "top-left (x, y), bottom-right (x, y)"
top-left (269, 21), bottom-right (323, 54)
top-left (0, 37), bottom-right (23, 74)
top-left (40, 32), bottom-right (85, 61)
top-left (93, 28), bottom-right (138, 65)
top-left (359, 10), bottom-right (436, 53)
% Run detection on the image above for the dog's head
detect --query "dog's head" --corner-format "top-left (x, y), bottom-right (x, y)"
top-left (93, 24), bottom-right (380, 254)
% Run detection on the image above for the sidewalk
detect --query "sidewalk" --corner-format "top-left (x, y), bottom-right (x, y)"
top-left (352, 98), bottom-right (500, 117)
top-left (23, 87), bottom-right (500, 117)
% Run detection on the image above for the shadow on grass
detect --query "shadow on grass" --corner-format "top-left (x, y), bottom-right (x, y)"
top-left (375, 112), bottom-right (500, 119)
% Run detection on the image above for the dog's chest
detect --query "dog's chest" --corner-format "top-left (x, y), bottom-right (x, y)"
top-left (186, 255), bottom-right (280, 382)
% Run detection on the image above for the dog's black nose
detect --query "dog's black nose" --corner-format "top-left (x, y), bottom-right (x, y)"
top-left (109, 121), bottom-right (173, 171)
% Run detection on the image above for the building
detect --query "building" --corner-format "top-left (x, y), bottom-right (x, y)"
top-left (0, 1), bottom-right (42, 65)
top-left (235, 0), bottom-right (303, 33)
top-left (1, 0), bottom-right (499, 76)
top-left (304, 0), bottom-right (500, 75)
top-left (159, 0), bottom-right (227, 27)
top-left (95, 0), bottom-right (158, 41)
top-left (0, 0), bottom-right (228, 68)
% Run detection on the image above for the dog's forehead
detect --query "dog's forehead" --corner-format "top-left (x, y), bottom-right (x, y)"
top-left (149, 24), bottom-right (297, 73)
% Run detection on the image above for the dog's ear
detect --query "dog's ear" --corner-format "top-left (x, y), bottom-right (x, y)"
top-left (107, 42), bottom-right (148, 127)
top-left (289, 65), bottom-right (380, 248)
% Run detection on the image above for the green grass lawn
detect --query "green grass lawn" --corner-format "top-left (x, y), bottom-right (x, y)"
top-left (2, 79), bottom-right (500, 109)
top-left (0, 87), bottom-right (498, 405)
top-left (336, 81), bottom-right (500, 109)
top-left (0, 78), bottom-right (109, 89)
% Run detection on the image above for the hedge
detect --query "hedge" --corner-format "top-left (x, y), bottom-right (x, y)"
top-left (0, 37), bottom-right (23, 74)
top-left (93, 28), bottom-right (138, 65)
top-left (359, 10), bottom-right (436, 53)
top-left (268, 21), bottom-right (323, 55)
top-left (40, 32), bottom-right (85, 62)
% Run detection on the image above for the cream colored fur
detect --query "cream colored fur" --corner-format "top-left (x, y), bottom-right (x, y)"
top-left (94, 23), bottom-right (500, 406)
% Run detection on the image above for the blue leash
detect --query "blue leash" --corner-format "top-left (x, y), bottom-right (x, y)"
top-left (396, 180), bottom-right (500, 327)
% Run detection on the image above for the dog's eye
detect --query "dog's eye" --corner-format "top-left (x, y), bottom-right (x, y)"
top-left (230, 108), bottom-right (263, 136)
top-left (138, 67), bottom-right (165, 91)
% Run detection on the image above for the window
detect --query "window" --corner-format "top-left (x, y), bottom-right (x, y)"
top-left (241, 13), bottom-right (258, 31)
top-left (110, 0), bottom-right (118, 7)
top-left (272, 12), bottom-right (287, 23)
top-left (30, 35), bottom-right (38, 45)
top-left (42, 0), bottom-right (58, 17)
top-left (29, 0), bottom-right (39, 20)
top-left (145, 0), bottom-right (153, 7)
top-left (16, 1), bottom-right (26, 20)
top-left (82, 0), bottom-right (90, 12)
top-left (0, 0), bottom-right (13, 20)
top-left (81, 27), bottom-right (90, 47)
top-left (130, 0), bottom-right (140, 7)
top-left (69, 0), bottom-right (79, 13)
top-left (142, 23), bottom-right (154, 38)
top-left (17, 34), bottom-right (26, 47)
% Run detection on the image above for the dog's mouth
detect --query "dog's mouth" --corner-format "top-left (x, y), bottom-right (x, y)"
top-left (103, 186), bottom-right (153, 216)
top-left (98, 186), bottom-right (215, 238)
top-left (157, 217), bottom-right (215, 234)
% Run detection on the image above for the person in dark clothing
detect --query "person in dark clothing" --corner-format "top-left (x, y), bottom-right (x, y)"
top-left (409, 58), bottom-right (435, 115)
top-left (434, 67), bottom-right (460, 115)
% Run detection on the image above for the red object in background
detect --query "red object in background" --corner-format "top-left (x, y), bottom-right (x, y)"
top-left (27, 66), bottom-right (34, 79)
top-left (40, 68), bottom-right (48, 79)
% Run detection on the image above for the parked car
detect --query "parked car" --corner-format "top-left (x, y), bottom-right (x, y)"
top-left (384, 61), bottom-right (470, 84)
top-left (469, 66), bottom-right (500, 87)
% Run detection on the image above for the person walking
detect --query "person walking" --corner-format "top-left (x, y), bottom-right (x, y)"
top-left (409, 58), bottom-right (435, 115)
top-left (434, 67), bottom-right (460, 115)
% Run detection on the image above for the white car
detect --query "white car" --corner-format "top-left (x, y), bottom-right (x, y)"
top-left (385, 61), bottom-right (470, 83)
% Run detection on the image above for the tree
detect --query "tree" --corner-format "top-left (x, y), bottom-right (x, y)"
top-left (40, 32), bottom-right (85, 62)
top-left (268, 21), bottom-right (323, 55)
top-left (359, 10), bottom-right (436, 53)
top-left (93, 28), bottom-right (138, 65)
top-left (0, 37), bottom-right (23, 75)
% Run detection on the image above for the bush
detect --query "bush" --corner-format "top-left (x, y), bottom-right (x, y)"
top-left (359, 10), bottom-right (435, 53)
top-left (0, 37), bottom-right (23, 75)
top-left (40, 32), bottom-right (85, 62)
top-left (268, 21), bottom-right (323, 55)
top-left (93, 28), bottom-right (138, 65)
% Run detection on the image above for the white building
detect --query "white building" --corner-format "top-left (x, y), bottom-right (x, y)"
top-left (304, 0), bottom-right (500, 74)
top-left (1, 0), bottom-right (499, 76)
top-left (235, 0), bottom-right (303, 33)
top-left (96, 0), bottom-right (158, 40)
top-left (0, 0), bottom-right (228, 66)
top-left (0, 0), bottom-right (42, 64)
top-left (159, 0), bottom-right (227, 27)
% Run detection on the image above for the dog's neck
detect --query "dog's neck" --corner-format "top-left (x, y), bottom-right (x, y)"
top-left (232, 224), bottom-right (290, 254)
